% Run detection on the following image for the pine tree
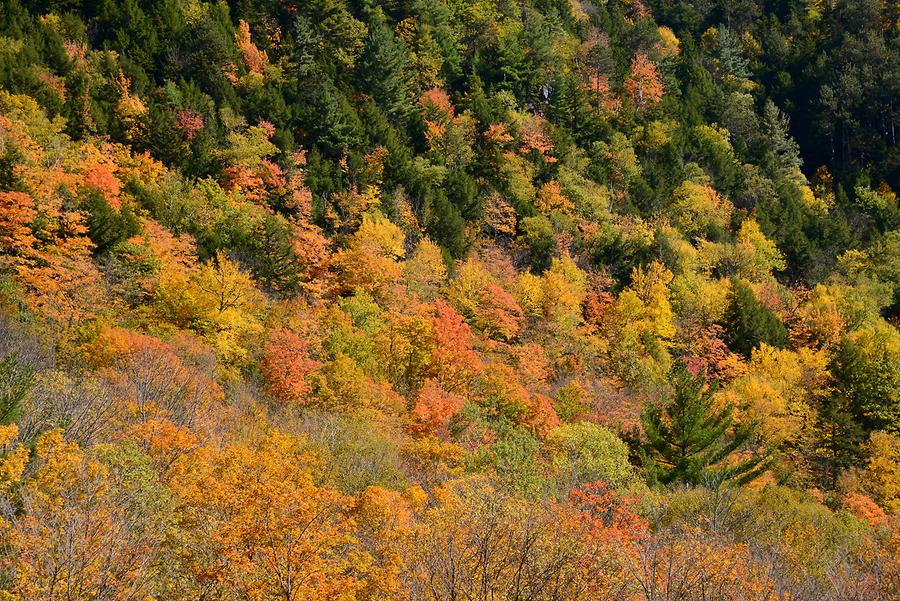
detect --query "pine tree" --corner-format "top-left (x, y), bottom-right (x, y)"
top-left (0, 354), bottom-right (32, 426)
top-left (721, 279), bottom-right (788, 357)
top-left (79, 189), bottom-right (140, 255)
top-left (357, 16), bottom-right (414, 121)
top-left (761, 100), bottom-right (803, 183)
top-left (815, 394), bottom-right (866, 488)
top-left (425, 188), bottom-right (467, 258)
top-left (640, 361), bottom-right (769, 486)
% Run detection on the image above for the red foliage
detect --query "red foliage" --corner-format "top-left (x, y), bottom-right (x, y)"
top-left (419, 88), bottom-right (454, 121)
top-left (680, 324), bottom-right (738, 382)
top-left (258, 120), bottom-right (276, 138)
top-left (175, 110), bottom-right (205, 140)
top-left (261, 328), bottom-right (321, 405)
top-left (431, 300), bottom-right (483, 391)
top-left (624, 54), bottom-right (664, 110)
top-left (410, 379), bottom-right (466, 438)
top-left (518, 116), bottom-right (557, 163)
top-left (843, 493), bottom-right (888, 529)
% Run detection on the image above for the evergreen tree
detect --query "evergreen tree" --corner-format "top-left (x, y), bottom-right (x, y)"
top-left (245, 213), bottom-right (303, 297)
top-left (815, 394), bottom-right (866, 488)
top-left (721, 279), bottom-right (788, 357)
top-left (444, 169), bottom-right (480, 220)
top-left (639, 361), bottom-right (770, 486)
top-left (356, 16), bottom-right (414, 121)
top-left (424, 188), bottom-right (467, 258)
top-left (79, 189), bottom-right (141, 255)
top-left (0, 354), bottom-right (32, 426)
top-left (761, 100), bottom-right (803, 183)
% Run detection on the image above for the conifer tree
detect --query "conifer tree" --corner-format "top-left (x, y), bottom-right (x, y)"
top-left (0, 354), bottom-right (32, 426)
top-left (357, 15), bottom-right (414, 121)
top-left (721, 279), bottom-right (788, 357)
top-left (640, 361), bottom-right (770, 486)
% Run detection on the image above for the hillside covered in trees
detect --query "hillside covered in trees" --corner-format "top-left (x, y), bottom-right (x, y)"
top-left (0, 0), bottom-right (898, 598)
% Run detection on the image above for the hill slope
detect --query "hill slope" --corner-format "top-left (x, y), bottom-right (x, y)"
top-left (0, 0), bottom-right (899, 598)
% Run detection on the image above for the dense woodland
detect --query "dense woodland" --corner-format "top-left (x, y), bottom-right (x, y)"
top-left (0, 0), bottom-right (898, 598)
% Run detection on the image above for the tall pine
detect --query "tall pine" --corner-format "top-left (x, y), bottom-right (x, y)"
top-left (721, 279), bottom-right (788, 357)
top-left (640, 362), bottom-right (770, 486)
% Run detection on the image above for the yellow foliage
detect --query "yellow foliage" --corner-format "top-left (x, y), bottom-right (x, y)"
top-left (724, 344), bottom-right (829, 450)
top-left (332, 212), bottom-right (406, 298)
top-left (670, 180), bottom-right (733, 238)
top-left (863, 432), bottom-right (900, 514)
top-left (404, 238), bottom-right (447, 300)
top-left (0, 424), bottom-right (28, 490)
top-left (603, 262), bottom-right (675, 385)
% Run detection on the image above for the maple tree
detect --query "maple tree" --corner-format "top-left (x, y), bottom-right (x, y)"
top-left (168, 433), bottom-right (361, 601)
top-left (261, 327), bottom-right (322, 405)
top-left (624, 53), bottom-right (664, 111)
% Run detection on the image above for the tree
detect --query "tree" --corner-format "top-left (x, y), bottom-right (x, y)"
top-left (167, 433), bottom-right (361, 600)
top-left (640, 362), bottom-right (769, 486)
top-left (721, 280), bottom-right (788, 358)
top-left (0, 430), bottom-right (169, 601)
top-left (548, 422), bottom-right (635, 492)
top-left (261, 328), bottom-right (321, 405)
top-left (424, 188), bottom-right (468, 258)
top-left (331, 212), bottom-right (406, 298)
top-left (357, 17), bottom-right (414, 121)
top-left (670, 181), bottom-right (732, 240)
top-left (624, 54), bottom-right (664, 111)
top-left (761, 100), bottom-right (803, 184)
top-left (862, 431), bottom-right (900, 513)
top-left (831, 322), bottom-right (900, 434)
top-left (410, 378), bottom-right (465, 438)
top-left (430, 300), bottom-right (483, 392)
top-left (79, 187), bottom-right (140, 254)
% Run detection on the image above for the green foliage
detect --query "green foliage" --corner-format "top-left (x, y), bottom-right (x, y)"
top-left (721, 280), bottom-right (788, 358)
top-left (832, 322), bottom-right (900, 434)
top-left (0, 354), bottom-right (32, 426)
top-left (639, 362), bottom-right (769, 487)
top-left (520, 215), bottom-right (555, 272)
top-left (549, 422), bottom-right (635, 491)
top-left (79, 190), bottom-right (140, 255)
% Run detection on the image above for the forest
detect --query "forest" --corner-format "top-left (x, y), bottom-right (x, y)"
top-left (0, 0), bottom-right (898, 598)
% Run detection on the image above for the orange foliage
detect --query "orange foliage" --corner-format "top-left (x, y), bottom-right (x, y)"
top-left (535, 180), bottom-right (575, 215)
top-left (478, 283), bottom-right (525, 340)
top-left (483, 122), bottom-right (514, 145)
top-left (0, 191), bottom-right (37, 257)
top-left (518, 115), bottom-right (557, 163)
top-left (261, 327), bottom-right (321, 404)
top-left (410, 379), bottom-right (466, 438)
top-left (82, 160), bottom-right (122, 209)
top-left (169, 433), bottom-right (360, 600)
top-left (624, 53), bottom-right (664, 110)
top-left (419, 88), bottom-right (454, 121)
top-left (430, 300), bottom-right (483, 391)
top-left (127, 417), bottom-right (200, 474)
top-left (235, 19), bottom-right (269, 75)
top-left (843, 492), bottom-right (888, 529)
top-left (527, 393), bottom-right (562, 437)
top-left (90, 327), bottom-right (223, 429)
